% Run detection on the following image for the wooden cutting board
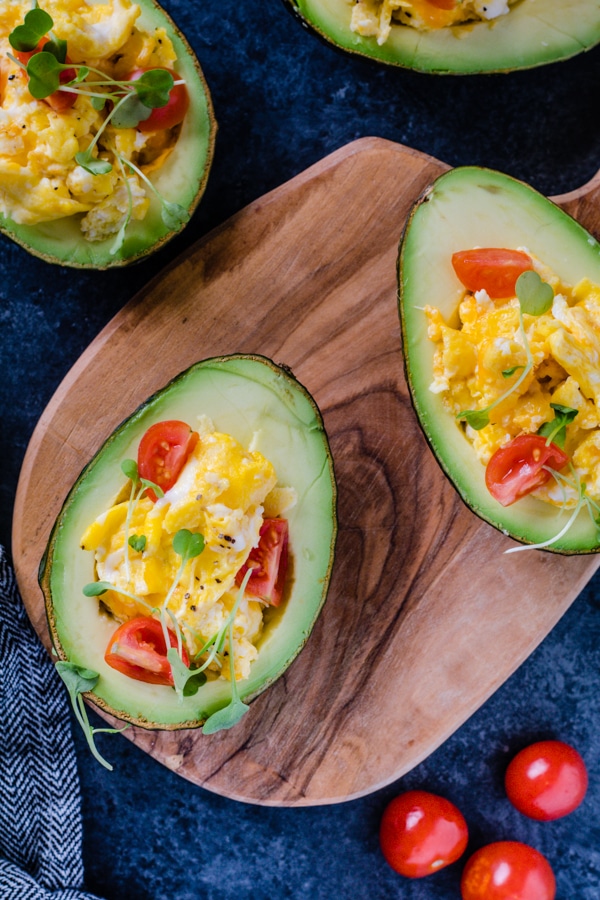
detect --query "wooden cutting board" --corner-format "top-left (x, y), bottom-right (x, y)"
top-left (12, 137), bottom-right (600, 806)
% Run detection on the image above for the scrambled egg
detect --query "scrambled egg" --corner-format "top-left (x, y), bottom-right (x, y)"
top-left (81, 418), bottom-right (296, 681)
top-left (0, 0), bottom-right (180, 239)
top-left (426, 252), bottom-right (600, 508)
top-left (349, 0), bottom-right (513, 42)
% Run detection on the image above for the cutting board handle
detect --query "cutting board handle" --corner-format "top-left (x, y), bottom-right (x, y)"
top-left (553, 168), bottom-right (600, 230)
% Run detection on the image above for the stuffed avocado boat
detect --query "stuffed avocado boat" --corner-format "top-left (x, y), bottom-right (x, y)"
top-left (399, 167), bottom-right (600, 554)
top-left (40, 355), bottom-right (337, 764)
top-left (0, 0), bottom-right (215, 267)
top-left (285, 0), bottom-right (600, 74)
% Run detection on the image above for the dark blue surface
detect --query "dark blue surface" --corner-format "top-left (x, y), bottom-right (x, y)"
top-left (3, 1), bottom-right (600, 897)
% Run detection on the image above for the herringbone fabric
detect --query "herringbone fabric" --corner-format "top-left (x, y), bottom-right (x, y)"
top-left (0, 547), bottom-right (101, 900)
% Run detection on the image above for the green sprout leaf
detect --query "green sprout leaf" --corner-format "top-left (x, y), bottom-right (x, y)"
top-left (121, 458), bottom-right (139, 482)
top-left (161, 200), bottom-right (190, 231)
top-left (9, 8), bottom-right (53, 52)
top-left (74, 148), bottom-right (112, 176)
top-left (166, 647), bottom-right (207, 697)
top-left (26, 50), bottom-right (62, 98)
top-left (173, 528), bottom-right (205, 562)
top-left (42, 36), bottom-right (67, 63)
top-left (502, 365), bottom-right (524, 379)
top-left (140, 477), bottom-right (164, 498)
top-left (110, 91), bottom-right (153, 129)
top-left (456, 408), bottom-right (490, 431)
top-left (133, 68), bottom-right (173, 108)
top-left (538, 403), bottom-right (578, 449)
top-left (128, 534), bottom-right (146, 553)
top-left (516, 270), bottom-right (554, 316)
top-left (83, 581), bottom-right (112, 597)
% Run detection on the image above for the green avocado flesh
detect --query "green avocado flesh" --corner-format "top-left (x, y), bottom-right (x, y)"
top-left (399, 167), bottom-right (600, 553)
top-left (40, 355), bottom-right (337, 728)
top-left (0, 0), bottom-right (215, 268)
top-left (286, 0), bottom-right (600, 73)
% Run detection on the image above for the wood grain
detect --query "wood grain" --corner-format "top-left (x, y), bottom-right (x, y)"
top-left (12, 137), bottom-right (600, 805)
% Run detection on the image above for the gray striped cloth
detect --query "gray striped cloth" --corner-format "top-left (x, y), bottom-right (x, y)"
top-left (0, 547), bottom-right (101, 900)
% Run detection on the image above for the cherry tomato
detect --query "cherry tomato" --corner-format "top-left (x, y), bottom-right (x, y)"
top-left (235, 518), bottom-right (289, 606)
top-left (128, 67), bottom-right (189, 132)
top-left (485, 434), bottom-right (569, 507)
top-left (505, 740), bottom-right (588, 821)
top-left (379, 790), bottom-right (468, 878)
top-left (137, 420), bottom-right (199, 501)
top-left (15, 37), bottom-right (77, 111)
top-left (452, 248), bottom-right (533, 299)
top-left (105, 616), bottom-right (188, 685)
top-left (461, 841), bottom-right (556, 900)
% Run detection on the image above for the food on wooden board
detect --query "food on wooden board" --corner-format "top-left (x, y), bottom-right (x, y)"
top-left (398, 166), bottom-right (600, 553)
top-left (40, 355), bottom-right (337, 766)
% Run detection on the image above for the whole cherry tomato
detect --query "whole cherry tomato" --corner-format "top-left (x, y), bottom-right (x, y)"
top-left (485, 434), bottom-right (569, 506)
top-left (128, 67), bottom-right (189, 132)
top-left (137, 420), bottom-right (199, 501)
top-left (379, 790), bottom-right (468, 878)
top-left (452, 248), bottom-right (533, 299)
top-left (461, 841), bottom-right (556, 900)
top-left (505, 740), bottom-right (588, 821)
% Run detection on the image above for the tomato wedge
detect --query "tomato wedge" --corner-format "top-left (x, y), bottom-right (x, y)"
top-left (452, 248), bottom-right (533, 299)
top-left (104, 616), bottom-right (188, 685)
top-left (128, 67), bottom-right (190, 132)
top-left (235, 518), bottom-right (289, 606)
top-left (15, 37), bottom-right (77, 111)
top-left (485, 435), bottom-right (569, 507)
top-left (137, 420), bottom-right (199, 501)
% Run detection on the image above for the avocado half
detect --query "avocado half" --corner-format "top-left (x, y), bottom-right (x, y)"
top-left (398, 166), bottom-right (600, 553)
top-left (0, 0), bottom-right (216, 268)
top-left (284, 0), bottom-right (600, 74)
top-left (39, 355), bottom-right (337, 728)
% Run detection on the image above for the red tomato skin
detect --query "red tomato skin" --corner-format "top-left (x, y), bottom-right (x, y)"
top-left (137, 420), bottom-right (199, 501)
top-left (235, 518), bottom-right (289, 606)
top-left (379, 790), bottom-right (468, 878)
top-left (105, 616), bottom-right (188, 685)
top-left (452, 248), bottom-right (533, 299)
top-left (505, 740), bottom-right (588, 821)
top-left (461, 842), bottom-right (556, 900)
top-left (15, 37), bottom-right (76, 111)
top-left (485, 435), bottom-right (569, 507)
top-left (128, 67), bottom-right (189, 132)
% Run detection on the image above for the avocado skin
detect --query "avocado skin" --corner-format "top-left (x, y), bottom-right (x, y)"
top-left (40, 354), bottom-right (337, 729)
top-left (284, 0), bottom-right (600, 74)
top-left (398, 166), bottom-right (600, 553)
top-left (0, 0), bottom-right (216, 268)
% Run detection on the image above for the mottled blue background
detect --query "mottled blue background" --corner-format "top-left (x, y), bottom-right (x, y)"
top-left (2, 1), bottom-right (600, 897)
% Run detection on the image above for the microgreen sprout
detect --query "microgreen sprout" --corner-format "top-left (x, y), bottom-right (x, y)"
top-left (537, 403), bottom-right (578, 449)
top-left (157, 528), bottom-right (206, 699)
top-left (82, 579), bottom-right (154, 611)
top-left (201, 569), bottom-right (252, 735)
top-left (120, 154), bottom-right (190, 230)
top-left (120, 458), bottom-right (163, 582)
top-left (505, 463), bottom-right (600, 554)
top-left (55, 661), bottom-right (127, 770)
top-left (457, 271), bottom-right (553, 431)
